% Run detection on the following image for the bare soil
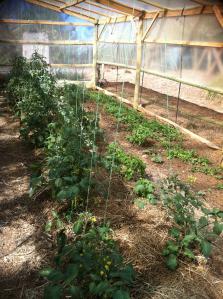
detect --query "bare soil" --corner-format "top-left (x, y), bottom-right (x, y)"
top-left (0, 95), bottom-right (53, 299)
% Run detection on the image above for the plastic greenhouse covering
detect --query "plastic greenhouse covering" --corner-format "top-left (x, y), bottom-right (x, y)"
top-left (0, 0), bottom-right (94, 81)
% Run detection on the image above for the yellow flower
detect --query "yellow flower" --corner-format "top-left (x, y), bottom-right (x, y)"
top-left (91, 216), bottom-right (97, 222)
top-left (100, 271), bottom-right (104, 276)
top-left (107, 261), bottom-right (112, 265)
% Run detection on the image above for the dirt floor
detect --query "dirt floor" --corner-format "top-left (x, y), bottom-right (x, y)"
top-left (104, 82), bottom-right (223, 148)
top-left (0, 92), bottom-right (223, 299)
top-left (0, 94), bottom-right (52, 299)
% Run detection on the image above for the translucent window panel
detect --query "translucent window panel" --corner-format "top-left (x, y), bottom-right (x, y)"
top-left (0, 44), bottom-right (23, 65)
top-left (146, 0), bottom-right (201, 9)
top-left (78, 2), bottom-right (122, 18)
top-left (51, 67), bottom-right (93, 81)
top-left (0, 0), bottom-right (83, 22)
top-left (146, 15), bottom-right (223, 43)
top-left (0, 24), bottom-right (94, 42)
top-left (98, 42), bottom-right (136, 66)
top-left (114, 0), bottom-right (159, 11)
top-left (181, 46), bottom-right (223, 91)
top-left (49, 45), bottom-right (93, 64)
top-left (142, 43), bottom-right (223, 92)
top-left (98, 22), bottom-right (137, 42)
top-left (142, 43), bottom-right (182, 77)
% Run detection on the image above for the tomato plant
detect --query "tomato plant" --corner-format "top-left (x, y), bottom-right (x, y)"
top-left (40, 213), bottom-right (135, 299)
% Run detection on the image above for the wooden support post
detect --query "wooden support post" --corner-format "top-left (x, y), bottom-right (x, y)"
top-left (133, 19), bottom-right (143, 109)
top-left (92, 24), bottom-right (98, 88)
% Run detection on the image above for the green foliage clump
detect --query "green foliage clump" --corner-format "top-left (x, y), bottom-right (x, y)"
top-left (30, 84), bottom-right (100, 205)
top-left (104, 142), bottom-right (146, 180)
top-left (7, 53), bottom-right (57, 146)
top-left (134, 176), bottom-right (223, 270)
top-left (134, 179), bottom-right (157, 207)
top-left (40, 213), bottom-right (135, 299)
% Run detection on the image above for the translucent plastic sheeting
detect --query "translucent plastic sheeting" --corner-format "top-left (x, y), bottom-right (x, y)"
top-left (0, 44), bottom-right (93, 65)
top-left (144, 15), bottom-right (223, 43)
top-left (51, 67), bottom-right (93, 81)
top-left (142, 43), bottom-right (223, 92)
top-left (0, 23), bottom-right (94, 42)
top-left (0, 0), bottom-right (84, 23)
top-left (98, 22), bottom-right (137, 42)
top-left (146, 0), bottom-right (206, 9)
top-left (98, 42), bottom-right (136, 66)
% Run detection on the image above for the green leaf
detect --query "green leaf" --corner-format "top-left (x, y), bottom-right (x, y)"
top-left (112, 289), bottom-right (130, 299)
top-left (64, 264), bottom-right (79, 285)
top-left (57, 190), bottom-right (67, 200)
top-left (213, 222), bottom-right (223, 236)
top-left (73, 220), bottom-right (83, 234)
top-left (166, 254), bottom-right (178, 271)
top-left (182, 234), bottom-right (196, 247)
top-left (169, 227), bottom-right (180, 239)
top-left (68, 286), bottom-right (82, 297)
top-left (45, 221), bottom-right (52, 232)
top-left (134, 184), bottom-right (145, 195)
top-left (166, 241), bottom-right (179, 254)
top-left (40, 268), bottom-right (54, 278)
top-left (200, 240), bottom-right (212, 258)
top-left (44, 285), bottom-right (62, 299)
top-left (198, 216), bottom-right (208, 228)
top-left (183, 248), bottom-right (196, 260)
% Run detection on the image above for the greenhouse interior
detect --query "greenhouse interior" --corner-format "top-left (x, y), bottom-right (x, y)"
top-left (0, 0), bottom-right (223, 298)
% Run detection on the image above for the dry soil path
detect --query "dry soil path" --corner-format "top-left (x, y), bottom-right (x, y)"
top-left (0, 95), bottom-right (50, 299)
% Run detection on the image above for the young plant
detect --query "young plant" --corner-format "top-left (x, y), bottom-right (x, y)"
top-left (104, 142), bottom-right (146, 180)
top-left (160, 176), bottom-right (223, 270)
top-left (40, 213), bottom-right (135, 299)
top-left (134, 179), bottom-right (157, 207)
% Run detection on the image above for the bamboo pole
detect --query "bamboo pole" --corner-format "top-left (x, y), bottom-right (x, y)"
top-left (133, 19), bottom-right (143, 109)
top-left (0, 19), bottom-right (94, 26)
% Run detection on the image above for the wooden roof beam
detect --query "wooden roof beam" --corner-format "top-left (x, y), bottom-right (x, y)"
top-left (91, 0), bottom-right (142, 16)
top-left (137, 0), bottom-right (167, 10)
top-left (85, 0), bottom-right (128, 15)
top-left (59, 0), bottom-right (85, 10)
top-left (26, 0), bottom-right (97, 23)
top-left (213, 5), bottom-right (223, 27)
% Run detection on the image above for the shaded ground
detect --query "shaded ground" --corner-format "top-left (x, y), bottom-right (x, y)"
top-left (104, 82), bottom-right (223, 147)
top-left (0, 95), bottom-right (52, 299)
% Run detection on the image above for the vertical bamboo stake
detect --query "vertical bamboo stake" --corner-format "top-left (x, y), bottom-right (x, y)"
top-left (93, 24), bottom-right (98, 88)
top-left (133, 19), bottom-right (143, 109)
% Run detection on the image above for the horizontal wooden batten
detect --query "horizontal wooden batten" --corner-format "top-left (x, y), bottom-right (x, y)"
top-left (97, 61), bottom-right (135, 70)
top-left (96, 61), bottom-right (223, 95)
top-left (98, 40), bottom-right (136, 44)
top-left (0, 63), bottom-right (93, 68)
top-left (0, 39), bottom-right (94, 45)
top-left (144, 40), bottom-right (223, 48)
top-left (0, 19), bottom-right (94, 26)
top-left (51, 63), bottom-right (93, 68)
